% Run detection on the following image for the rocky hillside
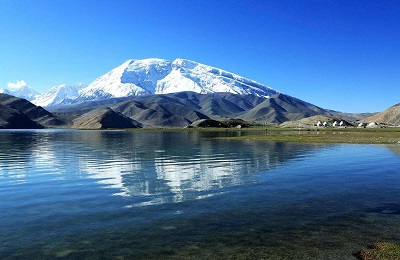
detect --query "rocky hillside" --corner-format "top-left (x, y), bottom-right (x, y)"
top-left (0, 103), bottom-right (43, 129)
top-left (49, 91), bottom-right (333, 128)
top-left (0, 93), bottom-right (65, 129)
top-left (72, 108), bottom-right (141, 129)
top-left (0, 93), bottom-right (65, 128)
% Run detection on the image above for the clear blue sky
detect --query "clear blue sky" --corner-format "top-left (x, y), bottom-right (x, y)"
top-left (0, 0), bottom-right (399, 113)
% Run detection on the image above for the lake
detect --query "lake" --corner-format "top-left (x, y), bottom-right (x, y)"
top-left (0, 130), bottom-right (399, 259)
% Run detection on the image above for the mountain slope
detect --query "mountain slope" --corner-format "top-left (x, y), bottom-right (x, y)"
top-left (0, 103), bottom-right (43, 129)
top-left (72, 107), bottom-right (140, 129)
top-left (279, 115), bottom-right (353, 128)
top-left (241, 93), bottom-right (332, 123)
top-left (362, 103), bottom-right (400, 125)
top-left (112, 98), bottom-right (209, 128)
top-left (0, 93), bottom-right (65, 128)
top-left (73, 58), bottom-right (279, 103)
top-left (50, 91), bottom-right (333, 128)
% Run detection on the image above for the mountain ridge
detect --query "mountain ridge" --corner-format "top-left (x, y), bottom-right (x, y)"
top-left (50, 91), bottom-right (334, 128)
top-left (74, 58), bottom-right (280, 104)
top-left (1, 58), bottom-right (391, 125)
top-left (0, 93), bottom-right (65, 129)
top-left (32, 83), bottom-right (86, 107)
top-left (2, 58), bottom-right (280, 107)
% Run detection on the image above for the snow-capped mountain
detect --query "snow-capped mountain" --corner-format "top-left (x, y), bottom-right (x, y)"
top-left (32, 83), bottom-right (85, 107)
top-left (75, 58), bottom-right (279, 103)
top-left (0, 80), bottom-right (40, 101)
top-left (3, 59), bottom-right (281, 107)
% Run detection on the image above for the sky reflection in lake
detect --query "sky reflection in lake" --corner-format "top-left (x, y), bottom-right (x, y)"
top-left (0, 130), bottom-right (399, 259)
top-left (0, 130), bottom-right (323, 204)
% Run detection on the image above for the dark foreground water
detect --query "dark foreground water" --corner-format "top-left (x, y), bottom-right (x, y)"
top-left (0, 130), bottom-right (399, 259)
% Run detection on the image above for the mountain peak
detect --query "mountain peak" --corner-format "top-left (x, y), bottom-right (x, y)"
top-left (6, 58), bottom-right (281, 107)
top-left (32, 83), bottom-right (85, 107)
top-left (73, 58), bottom-right (279, 104)
top-left (0, 80), bottom-right (40, 101)
top-left (172, 58), bottom-right (199, 69)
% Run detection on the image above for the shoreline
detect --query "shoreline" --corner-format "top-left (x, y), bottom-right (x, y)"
top-left (1, 127), bottom-right (400, 144)
top-left (214, 127), bottom-right (400, 144)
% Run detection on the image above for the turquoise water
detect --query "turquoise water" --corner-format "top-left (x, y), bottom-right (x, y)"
top-left (0, 130), bottom-right (399, 259)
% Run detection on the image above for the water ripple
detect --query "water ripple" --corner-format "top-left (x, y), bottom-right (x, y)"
top-left (0, 130), bottom-right (329, 205)
top-left (1, 130), bottom-right (400, 259)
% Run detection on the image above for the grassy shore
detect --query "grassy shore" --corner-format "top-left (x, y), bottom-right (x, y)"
top-left (217, 127), bottom-right (400, 144)
top-left (124, 126), bottom-right (400, 144)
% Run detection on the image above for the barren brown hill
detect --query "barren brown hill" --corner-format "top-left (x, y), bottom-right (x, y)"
top-left (363, 103), bottom-right (400, 125)
top-left (72, 108), bottom-right (141, 129)
top-left (280, 115), bottom-right (352, 128)
top-left (50, 92), bottom-right (334, 127)
top-left (280, 115), bottom-right (333, 128)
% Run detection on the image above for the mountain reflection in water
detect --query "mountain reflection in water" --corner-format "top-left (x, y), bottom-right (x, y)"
top-left (0, 130), bottom-right (324, 204)
top-left (1, 130), bottom-right (400, 259)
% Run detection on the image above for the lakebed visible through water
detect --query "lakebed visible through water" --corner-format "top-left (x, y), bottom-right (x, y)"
top-left (0, 129), bottom-right (399, 259)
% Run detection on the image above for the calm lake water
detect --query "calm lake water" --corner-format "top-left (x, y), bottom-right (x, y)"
top-left (0, 130), bottom-right (399, 259)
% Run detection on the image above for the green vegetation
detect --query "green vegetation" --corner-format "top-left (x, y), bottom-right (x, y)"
top-left (218, 127), bottom-right (400, 144)
top-left (124, 126), bottom-right (400, 144)
top-left (356, 242), bottom-right (400, 260)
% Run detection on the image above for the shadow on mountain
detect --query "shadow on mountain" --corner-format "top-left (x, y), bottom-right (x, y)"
top-left (0, 93), bottom-right (65, 128)
top-left (49, 92), bottom-right (332, 128)
top-left (72, 107), bottom-right (141, 129)
top-left (0, 103), bottom-right (43, 129)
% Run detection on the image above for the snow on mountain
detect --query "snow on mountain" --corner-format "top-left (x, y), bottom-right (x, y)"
top-left (77, 59), bottom-right (172, 102)
top-left (74, 58), bottom-right (279, 103)
top-left (0, 80), bottom-right (40, 101)
top-left (3, 59), bottom-right (280, 107)
top-left (32, 83), bottom-right (85, 107)
top-left (156, 58), bottom-right (279, 97)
